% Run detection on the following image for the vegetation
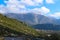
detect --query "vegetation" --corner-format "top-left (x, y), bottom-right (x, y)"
top-left (0, 14), bottom-right (40, 37)
top-left (0, 14), bottom-right (60, 40)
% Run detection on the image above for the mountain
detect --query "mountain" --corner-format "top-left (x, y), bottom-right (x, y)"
top-left (1, 13), bottom-right (60, 40)
top-left (4, 13), bottom-right (54, 25)
top-left (0, 14), bottom-right (40, 37)
top-left (3, 13), bottom-right (60, 31)
top-left (33, 24), bottom-right (60, 31)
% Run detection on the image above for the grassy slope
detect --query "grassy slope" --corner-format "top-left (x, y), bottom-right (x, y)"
top-left (0, 14), bottom-right (40, 37)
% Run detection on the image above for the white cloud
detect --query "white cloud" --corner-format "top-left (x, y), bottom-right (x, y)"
top-left (20, 0), bottom-right (43, 6)
top-left (20, 0), bottom-right (35, 6)
top-left (0, 0), bottom-right (51, 14)
top-left (30, 6), bottom-right (50, 15)
top-left (5, 0), bottom-right (43, 6)
top-left (48, 12), bottom-right (60, 19)
top-left (4, 0), bottom-right (29, 13)
top-left (46, 0), bottom-right (54, 4)
top-left (33, 0), bottom-right (43, 4)
top-left (0, 5), bottom-right (7, 14)
top-left (40, 7), bottom-right (50, 14)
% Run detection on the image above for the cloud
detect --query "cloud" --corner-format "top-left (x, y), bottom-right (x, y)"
top-left (0, 0), bottom-right (51, 14)
top-left (0, 5), bottom-right (7, 14)
top-left (40, 7), bottom-right (50, 14)
top-left (48, 12), bottom-right (60, 19)
top-left (31, 6), bottom-right (50, 15)
top-left (46, 0), bottom-right (55, 4)
top-left (5, 0), bottom-right (43, 6)
top-left (20, 0), bottom-right (35, 6)
top-left (20, 0), bottom-right (43, 6)
top-left (33, 0), bottom-right (43, 4)
top-left (4, 0), bottom-right (29, 13)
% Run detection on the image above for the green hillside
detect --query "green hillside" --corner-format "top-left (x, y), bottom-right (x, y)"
top-left (0, 14), bottom-right (40, 37)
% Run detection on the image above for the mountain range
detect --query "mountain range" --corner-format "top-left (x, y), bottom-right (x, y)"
top-left (4, 13), bottom-right (60, 25)
top-left (0, 13), bottom-right (60, 40)
top-left (2, 13), bottom-right (60, 31)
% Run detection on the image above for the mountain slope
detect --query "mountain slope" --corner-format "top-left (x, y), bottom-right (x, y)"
top-left (4, 13), bottom-right (54, 25)
top-left (0, 14), bottom-right (40, 37)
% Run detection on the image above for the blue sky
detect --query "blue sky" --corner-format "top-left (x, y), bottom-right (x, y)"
top-left (0, 0), bottom-right (60, 19)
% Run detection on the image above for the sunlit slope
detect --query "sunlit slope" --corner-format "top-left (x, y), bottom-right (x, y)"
top-left (0, 14), bottom-right (39, 37)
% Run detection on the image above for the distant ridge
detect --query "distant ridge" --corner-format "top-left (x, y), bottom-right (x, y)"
top-left (33, 24), bottom-right (60, 31)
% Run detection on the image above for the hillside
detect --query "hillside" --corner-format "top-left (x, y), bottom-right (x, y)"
top-left (1, 14), bottom-right (60, 40)
top-left (4, 13), bottom-right (60, 25)
top-left (4, 13), bottom-right (53, 25)
top-left (33, 24), bottom-right (60, 31)
top-left (0, 14), bottom-right (40, 37)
